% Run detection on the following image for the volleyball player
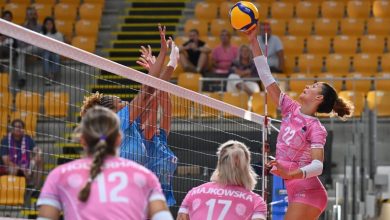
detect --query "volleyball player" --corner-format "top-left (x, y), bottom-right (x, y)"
top-left (246, 28), bottom-right (354, 219)
top-left (37, 106), bottom-right (173, 220)
top-left (177, 140), bottom-right (267, 220)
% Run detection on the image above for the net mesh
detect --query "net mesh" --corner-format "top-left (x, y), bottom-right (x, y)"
top-left (0, 20), bottom-right (268, 218)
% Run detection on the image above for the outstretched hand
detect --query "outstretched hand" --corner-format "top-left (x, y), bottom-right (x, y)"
top-left (158, 23), bottom-right (168, 53)
top-left (136, 45), bottom-right (156, 71)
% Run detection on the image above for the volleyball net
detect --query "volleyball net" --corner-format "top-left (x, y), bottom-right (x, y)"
top-left (0, 19), bottom-right (274, 218)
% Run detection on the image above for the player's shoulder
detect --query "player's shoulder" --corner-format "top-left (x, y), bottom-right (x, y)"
top-left (310, 119), bottom-right (327, 133)
top-left (113, 157), bottom-right (156, 176)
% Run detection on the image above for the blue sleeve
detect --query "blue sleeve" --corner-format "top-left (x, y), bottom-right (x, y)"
top-left (1, 137), bottom-right (9, 157)
top-left (117, 105), bottom-right (130, 131)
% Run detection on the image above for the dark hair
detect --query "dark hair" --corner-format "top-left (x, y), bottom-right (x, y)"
top-left (317, 83), bottom-right (354, 120)
top-left (11, 119), bottom-right (25, 129)
top-left (42, 17), bottom-right (57, 35)
top-left (189, 29), bottom-right (199, 35)
top-left (80, 92), bottom-right (119, 117)
top-left (2, 10), bottom-right (13, 20)
top-left (78, 106), bottom-right (120, 202)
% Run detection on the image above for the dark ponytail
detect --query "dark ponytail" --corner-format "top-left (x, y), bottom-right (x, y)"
top-left (333, 97), bottom-right (354, 120)
top-left (317, 83), bottom-right (354, 120)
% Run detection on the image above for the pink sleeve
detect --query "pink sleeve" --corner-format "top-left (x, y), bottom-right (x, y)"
top-left (279, 93), bottom-right (299, 116)
top-left (147, 172), bottom-right (165, 202)
top-left (252, 195), bottom-right (267, 220)
top-left (178, 189), bottom-right (193, 214)
top-left (309, 122), bottom-right (327, 148)
top-left (36, 168), bottom-right (62, 210)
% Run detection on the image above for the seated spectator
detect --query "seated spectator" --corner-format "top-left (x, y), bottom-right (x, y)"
top-left (257, 22), bottom-right (285, 73)
top-left (1, 119), bottom-right (43, 190)
top-left (227, 45), bottom-right (260, 96)
top-left (179, 29), bottom-right (210, 73)
top-left (42, 17), bottom-right (64, 85)
top-left (210, 30), bottom-right (238, 76)
top-left (0, 11), bottom-right (17, 72)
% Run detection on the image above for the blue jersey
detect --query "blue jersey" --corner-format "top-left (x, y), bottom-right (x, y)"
top-left (144, 129), bottom-right (177, 206)
top-left (117, 105), bottom-right (147, 165)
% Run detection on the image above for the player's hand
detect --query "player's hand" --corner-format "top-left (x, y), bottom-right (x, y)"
top-left (267, 160), bottom-right (292, 179)
top-left (136, 45), bottom-right (156, 70)
top-left (245, 26), bottom-right (258, 42)
top-left (158, 24), bottom-right (168, 53)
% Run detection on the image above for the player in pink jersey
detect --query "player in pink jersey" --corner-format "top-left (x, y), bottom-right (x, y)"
top-left (245, 28), bottom-right (354, 220)
top-left (177, 140), bottom-right (267, 220)
top-left (37, 106), bottom-right (173, 220)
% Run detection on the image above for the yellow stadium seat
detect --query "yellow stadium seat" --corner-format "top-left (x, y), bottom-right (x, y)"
top-left (195, 2), bottom-right (217, 21)
top-left (267, 19), bottom-right (287, 36)
top-left (79, 3), bottom-right (102, 21)
top-left (284, 55), bottom-right (297, 74)
top-left (171, 95), bottom-right (191, 118)
top-left (54, 3), bottom-right (77, 21)
top-left (333, 35), bottom-right (358, 54)
top-left (195, 92), bottom-right (222, 117)
top-left (75, 20), bottom-right (99, 38)
top-left (0, 91), bottom-right (12, 113)
top-left (10, 111), bottom-right (38, 137)
top-left (174, 36), bottom-right (189, 46)
top-left (252, 92), bottom-right (277, 118)
top-left (288, 19), bottom-right (313, 36)
top-left (0, 74), bottom-right (9, 93)
top-left (184, 19), bottom-right (208, 37)
top-left (270, 2), bottom-right (294, 19)
top-left (381, 53), bottom-right (390, 72)
top-left (281, 36), bottom-right (305, 55)
top-left (289, 73), bottom-right (316, 94)
top-left (84, 0), bottom-right (105, 4)
top-left (44, 92), bottom-right (69, 117)
top-left (353, 54), bottom-right (379, 74)
top-left (321, 1), bottom-right (346, 19)
top-left (340, 18), bottom-right (365, 36)
top-left (306, 36), bottom-right (331, 55)
top-left (296, 1), bottom-right (319, 19)
top-left (316, 73), bottom-right (343, 91)
top-left (219, 2), bottom-right (236, 20)
top-left (0, 110), bottom-right (9, 138)
top-left (298, 54), bottom-right (324, 74)
top-left (285, 91), bottom-right (299, 101)
top-left (251, 2), bottom-right (269, 20)
top-left (222, 92), bottom-right (249, 113)
top-left (345, 73), bottom-right (372, 92)
top-left (231, 36), bottom-right (249, 47)
top-left (31, 3), bottom-right (53, 25)
top-left (367, 90), bottom-right (390, 116)
top-left (210, 19), bottom-right (232, 36)
top-left (55, 19), bottom-right (74, 42)
top-left (178, 73), bottom-right (202, 92)
top-left (15, 91), bottom-right (40, 114)
top-left (373, 0), bottom-right (390, 18)
top-left (375, 72), bottom-right (390, 91)
top-left (367, 18), bottom-right (390, 35)
top-left (347, 1), bottom-right (371, 19)
top-left (71, 36), bottom-right (96, 53)
top-left (338, 90), bottom-right (365, 117)
top-left (35, 0), bottom-right (56, 4)
top-left (0, 176), bottom-right (26, 206)
top-left (360, 35), bottom-right (386, 54)
top-left (203, 36), bottom-right (219, 49)
top-left (59, 0), bottom-right (80, 5)
top-left (314, 18), bottom-right (339, 36)
top-left (326, 54), bottom-right (351, 74)
top-left (4, 3), bottom-right (27, 25)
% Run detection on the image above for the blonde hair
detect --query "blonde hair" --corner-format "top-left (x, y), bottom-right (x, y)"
top-left (80, 92), bottom-right (119, 117)
top-left (210, 140), bottom-right (258, 191)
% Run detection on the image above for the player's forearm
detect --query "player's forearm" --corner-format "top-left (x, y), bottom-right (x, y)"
top-left (250, 37), bottom-right (263, 57)
top-left (160, 66), bottom-right (174, 81)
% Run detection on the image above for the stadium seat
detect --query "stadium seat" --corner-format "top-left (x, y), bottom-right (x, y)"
top-left (284, 55), bottom-right (297, 74)
top-left (267, 19), bottom-right (287, 36)
top-left (361, 35), bottom-right (386, 54)
top-left (0, 176), bottom-right (26, 206)
top-left (219, 2), bottom-right (235, 20)
top-left (289, 73), bottom-right (316, 94)
top-left (251, 2), bottom-right (269, 20)
top-left (367, 90), bottom-right (390, 116)
top-left (44, 92), bottom-right (69, 117)
top-left (195, 2), bottom-right (217, 21)
top-left (184, 19), bottom-right (208, 37)
top-left (178, 73), bottom-right (202, 92)
top-left (306, 36), bottom-right (331, 55)
top-left (203, 36), bottom-right (219, 49)
top-left (338, 90), bottom-right (365, 117)
top-left (381, 53), bottom-right (390, 72)
top-left (174, 36), bottom-right (189, 46)
top-left (79, 3), bottom-right (103, 21)
top-left (314, 18), bottom-right (339, 36)
top-left (222, 92), bottom-right (249, 112)
top-left (0, 74), bottom-right (9, 93)
top-left (15, 91), bottom-right (40, 114)
top-left (296, 1), bottom-right (319, 19)
top-left (84, 0), bottom-right (105, 4)
top-left (35, 0), bottom-right (56, 4)
top-left (345, 73), bottom-right (372, 92)
top-left (285, 91), bottom-right (299, 101)
top-left (298, 54), bottom-right (324, 74)
top-left (316, 73), bottom-right (343, 91)
top-left (340, 18), bottom-right (365, 36)
top-left (288, 19), bottom-right (313, 36)
top-left (0, 91), bottom-right (12, 112)
top-left (55, 20), bottom-right (73, 42)
top-left (333, 35), bottom-right (358, 54)
top-left (54, 3), bottom-right (77, 21)
top-left (375, 72), bottom-right (390, 91)
top-left (251, 92), bottom-right (277, 118)
top-left (321, 1), bottom-right (346, 19)
top-left (71, 36), bottom-right (96, 53)
top-left (353, 54), bottom-right (379, 74)
top-left (75, 20), bottom-right (99, 38)
top-left (367, 18), bottom-right (390, 35)
top-left (326, 54), bottom-right (351, 74)
top-left (4, 3), bottom-right (27, 25)
top-left (231, 36), bottom-right (249, 47)
top-left (347, 1), bottom-right (371, 19)
top-left (281, 36), bottom-right (305, 55)
top-left (31, 3), bottom-right (53, 24)
top-left (171, 95), bottom-right (191, 118)
top-left (0, 110), bottom-right (9, 138)
top-left (10, 111), bottom-right (38, 137)
top-left (59, 0), bottom-right (80, 6)
top-left (195, 92), bottom-right (222, 117)
top-left (270, 2), bottom-right (294, 19)
top-left (373, 0), bottom-right (390, 18)
top-left (210, 19), bottom-right (232, 36)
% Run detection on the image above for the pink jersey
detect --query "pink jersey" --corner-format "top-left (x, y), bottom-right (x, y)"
top-left (37, 156), bottom-right (165, 220)
top-left (179, 182), bottom-right (267, 220)
top-left (275, 93), bottom-right (327, 173)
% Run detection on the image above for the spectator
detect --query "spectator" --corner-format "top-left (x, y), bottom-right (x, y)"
top-left (42, 17), bottom-right (64, 85)
top-left (257, 22), bottom-right (285, 73)
top-left (227, 44), bottom-right (260, 96)
top-left (179, 29), bottom-right (210, 73)
top-left (210, 30), bottom-right (238, 76)
top-left (16, 7), bottom-right (42, 88)
top-left (1, 119), bottom-right (43, 190)
top-left (0, 11), bottom-right (17, 72)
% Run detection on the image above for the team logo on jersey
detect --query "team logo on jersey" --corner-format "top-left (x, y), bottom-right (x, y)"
top-left (236, 203), bottom-right (247, 216)
top-left (192, 198), bottom-right (201, 211)
top-left (68, 173), bottom-right (83, 188)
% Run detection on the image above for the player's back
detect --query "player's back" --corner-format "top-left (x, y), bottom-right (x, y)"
top-left (179, 182), bottom-right (267, 220)
top-left (38, 156), bottom-right (163, 220)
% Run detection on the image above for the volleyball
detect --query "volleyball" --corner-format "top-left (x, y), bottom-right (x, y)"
top-left (229, 1), bottom-right (259, 33)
